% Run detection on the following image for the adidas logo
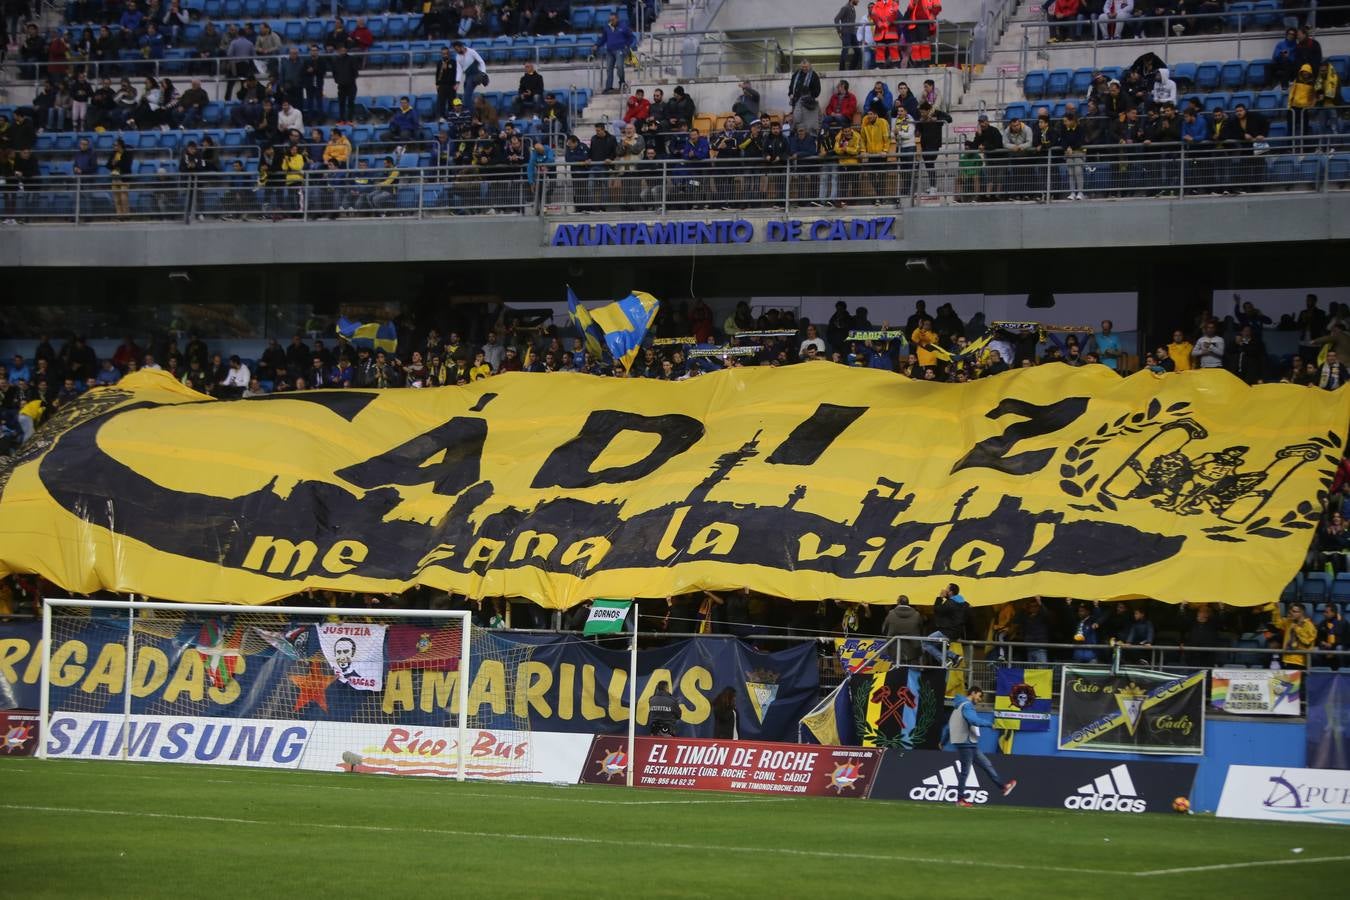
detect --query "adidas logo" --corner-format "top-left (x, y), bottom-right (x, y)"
top-left (1063, 764), bottom-right (1147, 813)
top-left (909, 764), bottom-right (988, 804)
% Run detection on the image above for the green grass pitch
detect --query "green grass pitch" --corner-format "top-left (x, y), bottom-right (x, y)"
top-left (2, 758), bottom-right (1346, 898)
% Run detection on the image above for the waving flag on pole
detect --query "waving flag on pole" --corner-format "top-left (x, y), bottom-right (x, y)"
top-left (569, 291), bottom-right (660, 372)
top-left (336, 317), bottom-right (399, 355)
top-left (566, 287), bottom-right (607, 361)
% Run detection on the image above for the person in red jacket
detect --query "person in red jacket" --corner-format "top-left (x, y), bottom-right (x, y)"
top-left (624, 88), bottom-right (651, 124)
top-left (825, 79), bottom-right (858, 128)
top-left (1049, 0), bottom-right (1082, 43)
top-left (872, 0), bottom-right (901, 68)
top-left (350, 17), bottom-right (375, 61)
top-left (905, 0), bottom-right (942, 66)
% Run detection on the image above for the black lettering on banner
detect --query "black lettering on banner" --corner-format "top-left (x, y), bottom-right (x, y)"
top-left (767, 404), bottom-right (867, 466)
top-left (531, 410), bottom-right (704, 489)
top-left (246, 391), bottom-right (379, 422)
top-left (951, 398), bottom-right (1090, 476)
top-left (337, 418), bottom-right (488, 496)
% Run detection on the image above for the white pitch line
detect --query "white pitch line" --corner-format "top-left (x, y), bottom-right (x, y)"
top-left (1136, 854), bottom-right (1350, 877)
top-left (0, 803), bottom-right (1126, 876)
top-left (0, 764), bottom-right (790, 805)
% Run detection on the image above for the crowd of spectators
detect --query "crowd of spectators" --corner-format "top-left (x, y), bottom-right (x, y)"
top-left (1, 570), bottom-right (1342, 673)
top-left (4, 293), bottom-right (1347, 454)
top-left (1040, 0), bottom-right (1333, 42)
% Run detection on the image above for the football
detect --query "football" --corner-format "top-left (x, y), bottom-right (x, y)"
top-left (1173, 796), bottom-right (1192, 814)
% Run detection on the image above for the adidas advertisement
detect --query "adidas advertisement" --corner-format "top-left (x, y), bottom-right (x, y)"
top-left (870, 750), bottom-right (1196, 814)
top-left (1058, 667), bottom-right (1206, 755)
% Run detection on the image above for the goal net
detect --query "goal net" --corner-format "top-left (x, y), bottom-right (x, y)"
top-left (39, 599), bottom-right (537, 781)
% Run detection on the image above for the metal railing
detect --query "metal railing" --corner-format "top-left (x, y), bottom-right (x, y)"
top-left (3, 133), bottom-right (1346, 225)
top-left (5, 43), bottom-right (603, 101)
top-left (1015, 5), bottom-right (1349, 73)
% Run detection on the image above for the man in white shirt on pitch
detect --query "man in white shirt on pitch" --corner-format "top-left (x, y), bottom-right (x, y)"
top-left (221, 355), bottom-right (251, 398)
top-left (1191, 319), bottom-right (1225, 369)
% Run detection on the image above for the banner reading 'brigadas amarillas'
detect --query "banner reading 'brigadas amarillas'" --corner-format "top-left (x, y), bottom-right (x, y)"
top-left (0, 366), bottom-right (1346, 608)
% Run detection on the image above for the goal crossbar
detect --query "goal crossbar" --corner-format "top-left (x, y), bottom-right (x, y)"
top-left (39, 598), bottom-right (473, 779)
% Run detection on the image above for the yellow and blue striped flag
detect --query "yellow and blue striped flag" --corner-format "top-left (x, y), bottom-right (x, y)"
top-left (585, 291), bottom-right (661, 372)
top-left (336, 317), bottom-right (398, 355)
top-left (566, 287), bottom-right (607, 361)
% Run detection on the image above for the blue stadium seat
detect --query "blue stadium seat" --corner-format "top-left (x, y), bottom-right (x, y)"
top-left (387, 15), bottom-right (410, 39)
top-left (1330, 155), bottom-right (1350, 184)
top-left (203, 0), bottom-right (223, 15)
top-left (1252, 0), bottom-right (1280, 25)
top-left (222, 0), bottom-right (244, 17)
top-left (1329, 56), bottom-right (1350, 81)
top-left (572, 7), bottom-right (595, 30)
top-left (1268, 118), bottom-right (1289, 138)
top-left (1254, 90), bottom-right (1282, 111)
top-left (1302, 570), bottom-right (1331, 604)
top-left (1004, 102), bottom-right (1029, 122)
top-left (242, 0), bottom-right (264, 16)
top-left (1220, 60), bottom-right (1247, 90)
top-left (93, 132), bottom-right (117, 151)
top-left (1202, 92), bottom-right (1230, 113)
top-left (574, 88), bottom-right (592, 112)
top-left (1070, 68), bottom-right (1094, 96)
top-left (1171, 62), bottom-right (1197, 89)
top-left (262, 0), bottom-right (282, 14)
top-left (1228, 91), bottom-right (1253, 110)
top-left (283, 21), bottom-right (304, 42)
top-left (554, 34), bottom-right (579, 61)
top-left (1046, 68), bottom-right (1072, 98)
top-left (285, 0), bottom-right (304, 13)
top-left (1099, 66), bottom-right (1122, 82)
top-left (531, 35), bottom-right (556, 62)
top-left (1332, 573), bottom-right (1350, 606)
top-left (415, 95), bottom-right (435, 119)
top-left (1296, 156), bottom-right (1323, 185)
top-left (1050, 100), bottom-right (1069, 119)
top-left (1194, 63), bottom-right (1221, 92)
top-left (1246, 59), bottom-right (1270, 88)
top-left (1225, 1), bottom-right (1253, 29)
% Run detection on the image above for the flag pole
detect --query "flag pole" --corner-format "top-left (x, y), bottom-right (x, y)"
top-left (626, 601), bottom-right (638, 789)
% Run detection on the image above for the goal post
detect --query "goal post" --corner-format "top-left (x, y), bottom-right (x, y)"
top-left (36, 597), bottom-right (535, 782)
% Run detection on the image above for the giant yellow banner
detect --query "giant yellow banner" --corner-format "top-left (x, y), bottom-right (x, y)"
top-left (0, 367), bottom-right (1345, 608)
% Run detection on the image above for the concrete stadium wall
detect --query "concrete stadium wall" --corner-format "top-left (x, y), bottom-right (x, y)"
top-left (5, 192), bottom-right (1347, 269)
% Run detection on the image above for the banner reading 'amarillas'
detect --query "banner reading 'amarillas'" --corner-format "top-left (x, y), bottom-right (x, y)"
top-left (0, 366), bottom-right (1346, 607)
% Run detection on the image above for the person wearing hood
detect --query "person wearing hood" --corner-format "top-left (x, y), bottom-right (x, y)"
top-left (1289, 63), bottom-right (1317, 147)
top-left (883, 596), bottom-right (924, 664)
top-left (1150, 67), bottom-right (1177, 109)
top-left (893, 81), bottom-right (920, 120)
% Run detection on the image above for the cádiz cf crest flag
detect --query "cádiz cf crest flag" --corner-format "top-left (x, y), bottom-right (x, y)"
top-left (0, 366), bottom-right (1346, 608)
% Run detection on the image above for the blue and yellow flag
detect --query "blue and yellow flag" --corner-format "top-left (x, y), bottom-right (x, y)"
top-left (834, 637), bottom-right (892, 675)
top-left (799, 677), bottom-right (857, 746)
top-left (582, 290), bottom-right (660, 371)
top-left (566, 287), bottom-right (607, 361)
top-left (336, 317), bottom-right (398, 355)
top-left (993, 667), bottom-right (1053, 732)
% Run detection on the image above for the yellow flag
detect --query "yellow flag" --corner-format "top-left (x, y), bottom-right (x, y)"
top-left (0, 366), bottom-right (1345, 608)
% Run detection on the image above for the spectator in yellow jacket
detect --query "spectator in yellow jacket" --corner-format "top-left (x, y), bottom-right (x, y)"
top-left (1289, 63), bottom-right (1317, 145)
top-left (323, 130), bottom-right (352, 167)
top-left (912, 317), bottom-right (941, 368)
top-left (1268, 601), bottom-right (1317, 669)
top-left (830, 126), bottom-right (862, 207)
top-left (858, 109), bottom-right (892, 202)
